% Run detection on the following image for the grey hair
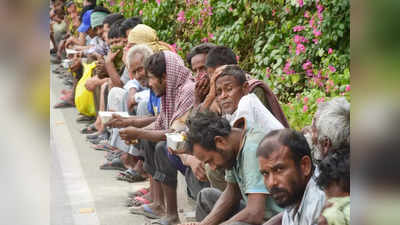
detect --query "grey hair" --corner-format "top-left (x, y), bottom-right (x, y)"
top-left (126, 44), bottom-right (153, 69)
top-left (315, 97), bottom-right (350, 149)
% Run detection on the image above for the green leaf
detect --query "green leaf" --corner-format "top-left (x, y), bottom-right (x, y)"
top-left (291, 74), bottom-right (301, 84)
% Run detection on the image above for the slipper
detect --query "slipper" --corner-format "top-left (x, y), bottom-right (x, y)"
top-left (129, 204), bottom-right (161, 219)
top-left (147, 218), bottom-right (180, 225)
top-left (117, 169), bottom-right (146, 183)
top-left (105, 150), bottom-right (122, 161)
top-left (92, 143), bottom-right (115, 151)
top-left (53, 100), bottom-right (74, 108)
top-left (128, 187), bottom-right (150, 198)
top-left (126, 196), bottom-right (152, 207)
top-left (99, 158), bottom-right (126, 171)
top-left (76, 115), bottom-right (95, 123)
top-left (81, 124), bottom-right (98, 134)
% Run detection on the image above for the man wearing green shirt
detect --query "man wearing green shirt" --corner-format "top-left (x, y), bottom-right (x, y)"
top-left (184, 111), bottom-right (282, 225)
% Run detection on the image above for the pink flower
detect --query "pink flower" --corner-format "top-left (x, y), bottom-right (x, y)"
top-left (302, 60), bottom-right (312, 70)
top-left (272, 9), bottom-right (276, 16)
top-left (119, 1), bottom-right (124, 7)
top-left (317, 4), bottom-right (324, 13)
top-left (191, 18), bottom-right (195, 24)
top-left (303, 96), bottom-right (309, 104)
top-left (203, 0), bottom-right (209, 5)
top-left (313, 39), bottom-right (318, 44)
top-left (143, 0), bottom-right (148, 2)
top-left (156, 0), bottom-right (161, 5)
top-left (198, 18), bottom-right (203, 27)
top-left (328, 65), bottom-right (336, 72)
top-left (285, 7), bottom-right (290, 14)
top-left (294, 35), bottom-right (306, 44)
top-left (236, 55), bottom-right (240, 62)
top-left (139, 10), bottom-right (143, 15)
top-left (296, 44), bottom-right (306, 55)
top-left (177, 10), bottom-right (185, 22)
top-left (304, 11), bottom-right (310, 18)
top-left (316, 97), bottom-right (325, 104)
top-left (208, 7), bottom-right (213, 16)
top-left (293, 25), bottom-right (305, 32)
top-left (109, 0), bottom-right (115, 6)
top-left (208, 33), bottom-right (214, 39)
top-left (201, 37), bottom-right (208, 43)
top-left (306, 69), bottom-right (314, 77)
top-left (283, 61), bottom-right (295, 75)
top-left (309, 16), bottom-right (315, 28)
top-left (313, 29), bottom-right (322, 37)
top-left (345, 85), bottom-right (351, 92)
top-left (266, 67), bottom-right (271, 78)
top-left (229, 7), bottom-right (233, 12)
top-left (298, 0), bottom-right (304, 7)
top-left (303, 105), bottom-right (308, 113)
top-left (328, 48), bottom-right (333, 54)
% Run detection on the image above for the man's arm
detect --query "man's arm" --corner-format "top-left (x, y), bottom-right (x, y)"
top-left (105, 50), bottom-right (123, 88)
top-left (125, 116), bottom-right (157, 128)
top-left (221, 193), bottom-right (267, 225)
top-left (119, 126), bottom-right (169, 143)
top-left (127, 88), bottom-right (137, 112)
top-left (200, 182), bottom-right (242, 225)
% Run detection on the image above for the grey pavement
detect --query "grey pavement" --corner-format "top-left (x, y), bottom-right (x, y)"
top-left (50, 64), bottom-right (148, 225)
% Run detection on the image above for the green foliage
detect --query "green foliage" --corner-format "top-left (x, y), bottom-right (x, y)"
top-left (98, 0), bottom-right (350, 130)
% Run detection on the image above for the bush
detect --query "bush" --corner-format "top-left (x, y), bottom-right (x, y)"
top-left (98, 0), bottom-right (350, 130)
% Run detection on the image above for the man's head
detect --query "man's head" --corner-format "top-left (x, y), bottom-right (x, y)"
top-left (205, 46), bottom-right (237, 77)
top-left (91, 8), bottom-right (110, 38)
top-left (311, 97), bottom-right (350, 161)
top-left (316, 147), bottom-right (350, 197)
top-left (107, 19), bottom-right (125, 47)
top-left (186, 43), bottom-right (216, 76)
top-left (65, 1), bottom-right (77, 14)
top-left (120, 17), bottom-right (142, 39)
top-left (144, 52), bottom-right (167, 97)
top-left (186, 111), bottom-right (239, 170)
top-left (127, 44), bottom-right (153, 87)
top-left (257, 129), bottom-right (314, 208)
top-left (83, 0), bottom-right (96, 7)
top-left (103, 14), bottom-right (125, 42)
top-left (215, 65), bottom-right (248, 115)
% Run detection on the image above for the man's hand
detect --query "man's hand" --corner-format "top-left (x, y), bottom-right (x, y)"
top-left (119, 126), bottom-right (140, 145)
top-left (189, 158), bottom-right (208, 182)
top-left (105, 49), bottom-right (120, 65)
top-left (106, 114), bottom-right (128, 128)
top-left (194, 76), bottom-right (210, 105)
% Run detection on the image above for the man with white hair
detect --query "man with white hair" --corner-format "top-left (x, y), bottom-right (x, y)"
top-left (101, 44), bottom-right (160, 178)
top-left (309, 97), bottom-right (350, 161)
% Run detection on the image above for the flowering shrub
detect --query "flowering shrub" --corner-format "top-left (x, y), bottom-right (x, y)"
top-left (98, 0), bottom-right (350, 130)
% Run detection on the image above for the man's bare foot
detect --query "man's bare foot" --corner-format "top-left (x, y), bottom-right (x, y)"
top-left (158, 214), bottom-right (180, 225)
top-left (146, 202), bottom-right (165, 217)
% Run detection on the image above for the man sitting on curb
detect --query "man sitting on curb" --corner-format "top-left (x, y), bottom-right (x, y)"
top-left (181, 111), bottom-right (282, 225)
top-left (257, 129), bottom-right (326, 225)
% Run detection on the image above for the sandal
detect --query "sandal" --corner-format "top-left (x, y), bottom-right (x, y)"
top-left (146, 218), bottom-right (180, 225)
top-left (117, 169), bottom-right (146, 183)
top-left (76, 115), bottom-right (96, 123)
top-left (81, 124), bottom-right (98, 134)
top-left (53, 100), bottom-right (74, 108)
top-left (128, 187), bottom-right (150, 198)
top-left (92, 143), bottom-right (115, 151)
top-left (99, 158), bottom-right (126, 171)
top-left (129, 204), bottom-right (161, 219)
top-left (126, 196), bottom-right (152, 207)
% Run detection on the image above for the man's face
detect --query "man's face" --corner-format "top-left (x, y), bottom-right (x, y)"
top-left (191, 53), bottom-right (207, 77)
top-left (87, 28), bottom-right (96, 38)
top-left (192, 142), bottom-right (236, 171)
top-left (95, 26), bottom-right (104, 38)
top-left (215, 75), bottom-right (246, 115)
top-left (67, 5), bottom-right (77, 15)
top-left (148, 72), bottom-right (166, 97)
top-left (258, 147), bottom-right (310, 208)
top-left (103, 24), bottom-right (110, 42)
top-left (128, 54), bottom-right (147, 87)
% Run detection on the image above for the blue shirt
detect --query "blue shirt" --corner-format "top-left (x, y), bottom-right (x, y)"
top-left (147, 90), bottom-right (161, 116)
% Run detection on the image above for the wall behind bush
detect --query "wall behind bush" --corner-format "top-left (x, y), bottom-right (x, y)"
top-left (98, 0), bottom-right (350, 130)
